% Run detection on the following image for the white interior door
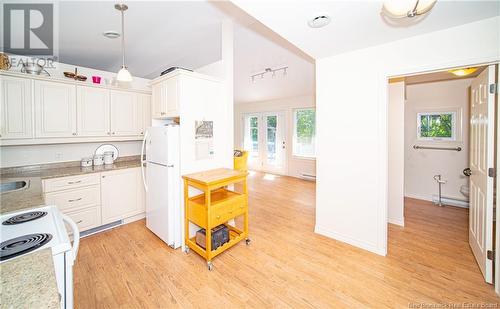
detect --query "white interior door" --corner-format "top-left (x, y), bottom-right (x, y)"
top-left (469, 65), bottom-right (495, 284)
top-left (243, 112), bottom-right (286, 174)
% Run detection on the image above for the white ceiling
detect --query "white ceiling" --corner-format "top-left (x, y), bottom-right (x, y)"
top-left (234, 24), bottom-right (314, 104)
top-left (53, 1), bottom-right (314, 104)
top-left (58, 1), bottom-right (224, 78)
top-left (231, 0), bottom-right (500, 59)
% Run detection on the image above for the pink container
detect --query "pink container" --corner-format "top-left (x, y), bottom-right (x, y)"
top-left (92, 76), bottom-right (101, 84)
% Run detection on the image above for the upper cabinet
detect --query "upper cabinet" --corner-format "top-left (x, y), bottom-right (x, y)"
top-left (151, 73), bottom-right (180, 118)
top-left (77, 86), bottom-right (110, 137)
top-left (0, 76), bottom-right (33, 139)
top-left (151, 82), bottom-right (167, 118)
top-left (166, 77), bottom-right (179, 117)
top-left (137, 94), bottom-right (151, 136)
top-left (110, 90), bottom-right (139, 136)
top-left (34, 80), bottom-right (77, 138)
top-left (0, 71), bottom-right (151, 146)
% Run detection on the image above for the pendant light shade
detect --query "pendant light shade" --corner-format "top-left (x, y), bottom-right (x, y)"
top-left (115, 4), bottom-right (133, 82)
top-left (117, 66), bottom-right (133, 82)
top-left (382, 0), bottom-right (437, 18)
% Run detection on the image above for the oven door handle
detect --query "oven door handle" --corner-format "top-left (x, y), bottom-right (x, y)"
top-left (61, 213), bottom-right (80, 263)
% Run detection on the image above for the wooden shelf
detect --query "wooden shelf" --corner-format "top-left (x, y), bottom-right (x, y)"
top-left (188, 188), bottom-right (243, 207)
top-left (187, 225), bottom-right (246, 260)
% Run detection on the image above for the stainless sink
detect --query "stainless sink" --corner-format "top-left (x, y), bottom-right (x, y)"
top-left (0, 180), bottom-right (29, 193)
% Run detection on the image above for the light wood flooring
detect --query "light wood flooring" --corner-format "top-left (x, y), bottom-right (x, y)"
top-left (74, 173), bottom-right (498, 308)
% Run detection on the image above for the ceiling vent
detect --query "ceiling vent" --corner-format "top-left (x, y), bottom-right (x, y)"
top-left (103, 31), bottom-right (120, 39)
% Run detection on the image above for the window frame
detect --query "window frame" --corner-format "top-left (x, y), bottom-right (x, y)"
top-left (292, 107), bottom-right (316, 159)
top-left (416, 110), bottom-right (457, 142)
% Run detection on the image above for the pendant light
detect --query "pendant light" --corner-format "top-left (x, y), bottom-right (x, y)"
top-left (382, 0), bottom-right (437, 19)
top-left (115, 3), bottom-right (132, 82)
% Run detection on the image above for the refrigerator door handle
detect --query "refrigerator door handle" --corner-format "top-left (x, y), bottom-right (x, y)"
top-left (141, 130), bottom-right (148, 192)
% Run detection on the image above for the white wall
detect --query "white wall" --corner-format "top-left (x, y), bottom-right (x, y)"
top-left (0, 141), bottom-right (141, 168)
top-left (388, 81), bottom-right (405, 226)
top-left (316, 17), bottom-right (500, 255)
top-left (234, 95), bottom-right (316, 178)
top-left (405, 79), bottom-right (471, 203)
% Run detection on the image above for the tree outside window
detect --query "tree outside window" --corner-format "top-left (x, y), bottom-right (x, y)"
top-left (293, 108), bottom-right (316, 158)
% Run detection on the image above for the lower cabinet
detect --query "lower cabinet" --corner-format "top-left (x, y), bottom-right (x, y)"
top-left (43, 167), bottom-right (145, 233)
top-left (101, 167), bottom-right (145, 225)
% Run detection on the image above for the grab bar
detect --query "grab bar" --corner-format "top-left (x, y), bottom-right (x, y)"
top-left (413, 145), bottom-right (461, 152)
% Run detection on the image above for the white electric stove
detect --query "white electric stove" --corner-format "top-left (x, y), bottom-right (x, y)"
top-left (0, 206), bottom-right (79, 309)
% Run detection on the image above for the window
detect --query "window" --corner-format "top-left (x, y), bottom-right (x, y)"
top-left (417, 111), bottom-right (456, 141)
top-left (293, 108), bottom-right (316, 158)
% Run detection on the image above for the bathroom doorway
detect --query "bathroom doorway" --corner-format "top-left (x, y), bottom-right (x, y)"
top-left (387, 64), bottom-right (498, 285)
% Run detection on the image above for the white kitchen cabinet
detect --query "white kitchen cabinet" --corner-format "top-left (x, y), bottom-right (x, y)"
top-left (0, 76), bottom-right (33, 139)
top-left (77, 86), bottom-right (110, 137)
top-left (110, 90), bottom-right (139, 136)
top-left (151, 76), bottom-right (180, 119)
top-left (34, 80), bottom-right (77, 138)
top-left (101, 167), bottom-right (145, 224)
top-left (166, 77), bottom-right (179, 117)
top-left (137, 93), bottom-right (151, 136)
top-left (151, 82), bottom-right (167, 118)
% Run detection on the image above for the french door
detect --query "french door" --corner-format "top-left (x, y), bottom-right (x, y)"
top-left (243, 112), bottom-right (286, 174)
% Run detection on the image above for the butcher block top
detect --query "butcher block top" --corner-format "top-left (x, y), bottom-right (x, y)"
top-left (182, 168), bottom-right (248, 188)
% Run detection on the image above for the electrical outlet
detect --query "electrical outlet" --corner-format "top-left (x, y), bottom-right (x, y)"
top-left (55, 152), bottom-right (63, 160)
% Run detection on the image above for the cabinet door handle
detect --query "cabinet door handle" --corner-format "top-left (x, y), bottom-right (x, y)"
top-left (107, 132), bottom-right (111, 135)
top-left (112, 132), bottom-right (116, 135)
top-left (72, 132), bottom-right (77, 136)
top-left (76, 220), bottom-right (83, 224)
top-left (216, 215), bottom-right (221, 219)
top-left (68, 198), bottom-right (82, 202)
top-left (67, 180), bottom-right (82, 184)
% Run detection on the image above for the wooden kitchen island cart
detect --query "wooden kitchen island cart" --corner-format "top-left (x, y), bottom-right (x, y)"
top-left (182, 168), bottom-right (250, 270)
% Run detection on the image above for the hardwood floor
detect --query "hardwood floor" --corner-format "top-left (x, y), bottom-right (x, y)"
top-left (74, 173), bottom-right (498, 308)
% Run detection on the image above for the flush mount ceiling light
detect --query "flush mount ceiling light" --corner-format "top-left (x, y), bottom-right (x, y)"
top-left (115, 3), bottom-right (132, 82)
top-left (382, 0), bottom-right (437, 18)
top-left (308, 14), bottom-right (331, 28)
top-left (103, 31), bottom-right (120, 39)
top-left (448, 67), bottom-right (478, 77)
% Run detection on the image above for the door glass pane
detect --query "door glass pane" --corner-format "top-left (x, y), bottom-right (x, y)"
top-left (249, 116), bottom-right (259, 159)
top-left (266, 116), bottom-right (277, 163)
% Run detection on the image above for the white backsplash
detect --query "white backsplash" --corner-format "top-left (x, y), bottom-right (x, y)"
top-left (0, 141), bottom-right (142, 168)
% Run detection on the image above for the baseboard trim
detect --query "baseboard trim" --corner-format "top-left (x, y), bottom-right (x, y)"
top-left (388, 217), bottom-right (405, 227)
top-left (314, 225), bottom-right (386, 256)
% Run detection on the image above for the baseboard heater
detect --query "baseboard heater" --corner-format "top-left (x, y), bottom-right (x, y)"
top-left (300, 173), bottom-right (316, 181)
top-left (431, 195), bottom-right (469, 208)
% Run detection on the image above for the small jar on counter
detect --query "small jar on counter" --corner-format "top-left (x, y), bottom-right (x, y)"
top-left (93, 154), bottom-right (104, 166)
top-left (81, 157), bottom-right (93, 167)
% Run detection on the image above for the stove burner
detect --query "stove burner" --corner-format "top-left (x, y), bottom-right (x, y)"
top-left (2, 211), bottom-right (47, 225)
top-left (0, 233), bottom-right (52, 261)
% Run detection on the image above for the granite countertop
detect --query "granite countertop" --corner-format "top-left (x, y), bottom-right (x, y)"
top-left (0, 249), bottom-right (60, 309)
top-left (0, 156), bottom-right (141, 215)
top-left (0, 156), bottom-right (141, 309)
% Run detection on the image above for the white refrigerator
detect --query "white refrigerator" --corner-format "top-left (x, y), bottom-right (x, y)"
top-left (141, 125), bottom-right (182, 249)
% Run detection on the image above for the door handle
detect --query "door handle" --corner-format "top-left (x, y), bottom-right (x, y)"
top-left (463, 168), bottom-right (471, 176)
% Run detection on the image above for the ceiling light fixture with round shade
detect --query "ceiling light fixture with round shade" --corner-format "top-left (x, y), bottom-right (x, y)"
top-left (448, 67), bottom-right (478, 77)
top-left (115, 3), bottom-right (132, 82)
top-left (382, 0), bottom-right (437, 19)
